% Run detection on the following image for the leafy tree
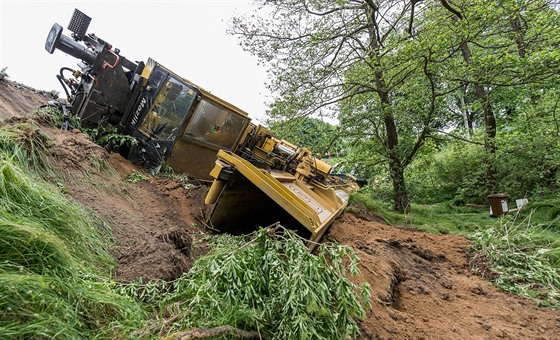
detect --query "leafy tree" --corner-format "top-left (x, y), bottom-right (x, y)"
top-left (434, 0), bottom-right (560, 194)
top-left (232, 0), bottom-right (560, 208)
top-left (494, 86), bottom-right (560, 197)
top-left (230, 0), bottom-right (450, 211)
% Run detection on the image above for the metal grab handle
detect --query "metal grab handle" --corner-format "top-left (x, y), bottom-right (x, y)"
top-left (102, 49), bottom-right (120, 69)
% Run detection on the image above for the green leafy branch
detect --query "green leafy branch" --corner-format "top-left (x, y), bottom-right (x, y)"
top-left (148, 226), bottom-right (371, 339)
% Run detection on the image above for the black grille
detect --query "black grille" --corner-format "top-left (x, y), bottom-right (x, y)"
top-left (68, 9), bottom-right (91, 38)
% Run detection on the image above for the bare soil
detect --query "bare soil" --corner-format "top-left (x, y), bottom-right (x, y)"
top-left (2, 78), bottom-right (560, 339)
top-left (44, 127), bottom-right (210, 282)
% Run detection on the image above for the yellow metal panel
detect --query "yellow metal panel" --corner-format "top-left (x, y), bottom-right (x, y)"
top-left (214, 150), bottom-right (320, 234)
top-left (281, 181), bottom-right (332, 224)
top-left (211, 150), bottom-right (351, 239)
top-left (209, 161), bottom-right (225, 179)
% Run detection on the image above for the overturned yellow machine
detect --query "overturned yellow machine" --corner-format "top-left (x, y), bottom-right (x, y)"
top-left (206, 125), bottom-right (357, 244)
top-left (44, 9), bottom-right (357, 244)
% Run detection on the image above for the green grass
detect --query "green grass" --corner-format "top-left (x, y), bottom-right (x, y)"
top-left (351, 190), bottom-right (560, 308)
top-left (351, 191), bottom-right (496, 233)
top-left (0, 269), bottom-right (146, 339)
top-left (0, 158), bottom-right (147, 338)
top-left (0, 122), bottom-right (146, 338)
top-left (0, 160), bottom-right (114, 269)
top-left (0, 122), bottom-right (53, 177)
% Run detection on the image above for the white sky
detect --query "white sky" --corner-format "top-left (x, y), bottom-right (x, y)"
top-left (0, 0), bottom-right (270, 123)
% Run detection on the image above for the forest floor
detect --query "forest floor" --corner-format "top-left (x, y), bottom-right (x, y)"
top-left (1, 78), bottom-right (559, 339)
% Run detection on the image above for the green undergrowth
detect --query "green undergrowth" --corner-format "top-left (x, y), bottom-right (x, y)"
top-left (470, 212), bottom-right (560, 308)
top-left (351, 191), bottom-right (560, 308)
top-left (34, 106), bottom-right (137, 153)
top-left (126, 170), bottom-right (150, 183)
top-left (85, 124), bottom-right (137, 153)
top-left (34, 106), bottom-right (81, 131)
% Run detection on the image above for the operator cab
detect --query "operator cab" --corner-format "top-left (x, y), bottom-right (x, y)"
top-left (127, 59), bottom-right (251, 178)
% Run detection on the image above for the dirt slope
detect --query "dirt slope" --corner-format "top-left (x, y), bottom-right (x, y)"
top-left (44, 126), bottom-right (209, 282)
top-left (1, 78), bottom-right (559, 339)
top-left (0, 79), bottom-right (56, 116)
top-left (328, 213), bottom-right (560, 339)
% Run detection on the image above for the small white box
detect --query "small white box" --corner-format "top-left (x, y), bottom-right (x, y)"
top-left (516, 198), bottom-right (529, 209)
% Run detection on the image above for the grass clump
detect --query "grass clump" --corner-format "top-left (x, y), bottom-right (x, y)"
top-left (149, 227), bottom-right (371, 339)
top-left (0, 158), bottom-right (146, 338)
top-left (0, 160), bottom-right (113, 269)
top-left (0, 268), bottom-right (145, 339)
top-left (126, 170), bottom-right (149, 183)
top-left (34, 106), bottom-right (81, 131)
top-left (0, 121), bottom-right (53, 176)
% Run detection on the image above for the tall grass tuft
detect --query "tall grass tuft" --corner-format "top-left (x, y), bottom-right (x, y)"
top-left (0, 122), bottom-right (53, 176)
top-left (0, 217), bottom-right (74, 276)
top-left (0, 267), bottom-right (146, 339)
top-left (0, 157), bottom-right (146, 337)
top-left (0, 160), bottom-right (113, 270)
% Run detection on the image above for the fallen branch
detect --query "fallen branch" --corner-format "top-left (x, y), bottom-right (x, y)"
top-left (466, 203), bottom-right (484, 208)
top-left (172, 325), bottom-right (260, 339)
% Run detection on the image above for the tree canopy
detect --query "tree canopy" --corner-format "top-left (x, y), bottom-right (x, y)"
top-left (231, 0), bottom-right (560, 209)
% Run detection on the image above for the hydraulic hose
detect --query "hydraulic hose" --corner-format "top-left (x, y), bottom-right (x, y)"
top-left (56, 67), bottom-right (78, 99)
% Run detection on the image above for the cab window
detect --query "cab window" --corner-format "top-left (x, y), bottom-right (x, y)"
top-left (139, 78), bottom-right (196, 141)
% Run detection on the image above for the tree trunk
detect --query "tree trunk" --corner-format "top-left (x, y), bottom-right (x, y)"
top-left (387, 148), bottom-right (410, 212)
top-left (459, 85), bottom-right (472, 140)
top-left (510, 14), bottom-right (527, 58)
top-left (379, 90), bottom-right (410, 212)
top-left (365, 1), bottom-right (411, 212)
top-left (459, 42), bottom-right (497, 194)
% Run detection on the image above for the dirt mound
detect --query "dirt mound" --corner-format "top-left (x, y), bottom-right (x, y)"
top-left (329, 210), bottom-right (560, 339)
top-left (0, 79), bottom-right (56, 118)
top-left (47, 135), bottom-right (210, 281)
top-left (2, 78), bottom-right (559, 338)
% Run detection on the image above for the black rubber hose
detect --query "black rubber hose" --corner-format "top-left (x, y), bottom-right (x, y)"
top-left (56, 67), bottom-right (77, 98)
top-left (56, 74), bottom-right (71, 99)
top-left (59, 67), bottom-right (74, 78)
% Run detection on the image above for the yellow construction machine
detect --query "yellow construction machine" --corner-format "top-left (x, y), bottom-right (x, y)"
top-left (44, 9), bottom-right (357, 244)
top-left (206, 125), bottom-right (357, 244)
